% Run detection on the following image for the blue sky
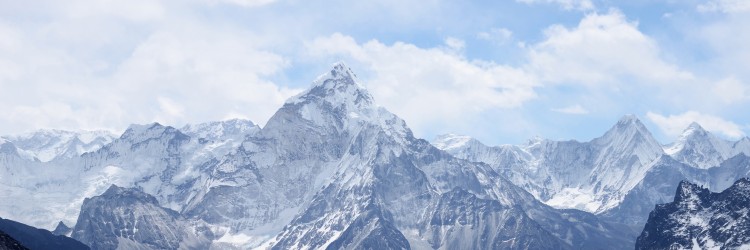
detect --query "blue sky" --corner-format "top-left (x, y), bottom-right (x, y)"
top-left (0, 0), bottom-right (748, 145)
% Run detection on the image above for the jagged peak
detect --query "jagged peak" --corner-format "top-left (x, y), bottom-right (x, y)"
top-left (595, 114), bottom-right (659, 147)
top-left (674, 180), bottom-right (709, 204)
top-left (286, 62), bottom-right (373, 107)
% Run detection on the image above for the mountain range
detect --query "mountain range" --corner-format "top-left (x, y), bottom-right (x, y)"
top-left (0, 62), bottom-right (748, 249)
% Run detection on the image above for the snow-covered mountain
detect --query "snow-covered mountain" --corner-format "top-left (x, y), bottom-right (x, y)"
top-left (9, 62), bottom-right (750, 249)
top-left (1, 130), bottom-right (115, 162)
top-left (261, 63), bottom-right (633, 249)
top-left (636, 178), bottom-right (750, 249)
top-left (435, 115), bottom-right (664, 213)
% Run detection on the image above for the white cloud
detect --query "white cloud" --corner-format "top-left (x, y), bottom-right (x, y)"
top-left (527, 10), bottom-right (693, 86)
top-left (305, 33), bottom-right (539, 134)
top-left (552, 105), bottom-right (589, 114)
top-left (697, 0), bottom-right (750, 13)
top-left (477, 28), bottom-right (513, 45)
top-left (0, 2), bottom-right (300, 134)
top-left (516, 0), bottom-right (594, 11)
top-left (647, 111), bottom-right (745, 139)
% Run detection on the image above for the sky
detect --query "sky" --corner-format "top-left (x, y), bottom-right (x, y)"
top-left (0, 0), bottom-right (749, 145)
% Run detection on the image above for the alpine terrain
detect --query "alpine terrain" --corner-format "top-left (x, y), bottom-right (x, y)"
top-left (0, 62), bottom-right (748, 249)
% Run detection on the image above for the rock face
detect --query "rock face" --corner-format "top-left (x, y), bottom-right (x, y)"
top-left (636, 178), bottom-right (750, 249)
top-left (71, 185), bottom-right (212, 250)
top-left (0, 217), bottom-right (88, 250)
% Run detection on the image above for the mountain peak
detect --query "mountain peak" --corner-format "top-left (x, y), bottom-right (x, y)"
top-left (597, 115), bottom-right (658, 146)
top-left (286, 62), bottom-right (371, 106)
top-left (682, 122), bottom-right (708, 137)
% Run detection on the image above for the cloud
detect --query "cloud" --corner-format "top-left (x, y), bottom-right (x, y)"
top-left (0, 2), bottom-right (301, 134)
top-left (477, 28), bottom-right (513, 45)
top-left (305, 33), bottom-right (539, 134)
top-left (526, 10), bottom-right (693, 86)
top-left (647, 111), bottom-right (745, 139)
top-left (516, 0), bottom-right (594, 11)
top-left (697, 0), bottom-right (750, 13)
top-left (551, 105), bottom-right (589, 114)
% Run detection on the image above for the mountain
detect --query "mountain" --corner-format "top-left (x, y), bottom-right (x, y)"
top-left (1, 130), bottom-right (115, 162)
top-left (71, 185), bottom-right (213, 250)
top-left (263, 62), bottom-right (633, 249)
top-left (636, 178), bottom-right (750, 249)
top-left (434, 115), bottom-right (664, 213)
top-left (0, 217), bottom-right (89, 250)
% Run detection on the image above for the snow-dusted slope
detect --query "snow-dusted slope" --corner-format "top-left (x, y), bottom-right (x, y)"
top-left (636, 178), bottom-right (750, 249)
top-left (1, 130), bottom-right (115, 162)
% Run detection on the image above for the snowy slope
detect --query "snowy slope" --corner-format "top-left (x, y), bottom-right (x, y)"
top-left (636, 178), bottom-right (750, 249)
top-left (1, 130), bottom-right (115, 162)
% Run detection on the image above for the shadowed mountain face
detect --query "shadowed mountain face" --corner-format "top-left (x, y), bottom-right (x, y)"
top-left (637, 178), bottom-right (750, 249)
top-left (0, 217), bottom-right (89, 250)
